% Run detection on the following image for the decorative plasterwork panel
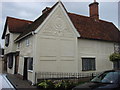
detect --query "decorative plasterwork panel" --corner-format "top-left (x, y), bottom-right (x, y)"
top-left (42, 7), bottom-right (74, 38)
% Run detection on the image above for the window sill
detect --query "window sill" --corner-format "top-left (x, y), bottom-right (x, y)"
top-left (28, 70), bottom-right (33, 73)
top-left (82, 70), bottom-right (96, 71)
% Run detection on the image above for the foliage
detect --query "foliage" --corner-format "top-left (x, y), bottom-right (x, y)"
top-left (109, 53), bottom-right (120, 61)
top-left (37, 80), bottom-right (54, 89)
top-left (37, 80), bottom-right (79, 90)
top-left (54, 80), bottom-right (77, 89)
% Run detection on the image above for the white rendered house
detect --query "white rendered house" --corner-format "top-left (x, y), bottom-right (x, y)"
top-left (2, 1), bottom-right (120, 84)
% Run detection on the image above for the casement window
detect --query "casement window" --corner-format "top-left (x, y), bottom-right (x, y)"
top-left (5, 34), bottom-right (10, 47)
top-left (8, 54), bottom-right (13, 69)
top-left (26, 39), bottom-right (30, 46)
top-left (17, 42), bottom-right (20, 49)
top-left (28, 57), bottom-right (33, 71)
top-left (82, 58), bottom-right (96, 71)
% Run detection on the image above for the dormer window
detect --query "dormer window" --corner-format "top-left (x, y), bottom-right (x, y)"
top-left (5, 34), bottom-right (10, 47)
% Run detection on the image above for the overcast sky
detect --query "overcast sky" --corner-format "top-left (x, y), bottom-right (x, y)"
top-left (0, 0), bottom-right (120, 48)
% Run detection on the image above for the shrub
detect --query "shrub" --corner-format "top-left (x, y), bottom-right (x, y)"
top-left (109, 53), bottom-right (120, 61)
top-left (37, 80), bottom-right (54, 89)
top-left (54, 80), bottom-right (76, 89)
top-left (37, 80), bottom-right (78, 90)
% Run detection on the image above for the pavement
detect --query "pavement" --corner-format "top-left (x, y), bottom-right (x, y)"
top-left (6, 73), bottom-right (39, 90)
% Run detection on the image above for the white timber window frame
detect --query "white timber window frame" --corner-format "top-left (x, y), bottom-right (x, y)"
top-left (82, 57), bottom-right (96, 71)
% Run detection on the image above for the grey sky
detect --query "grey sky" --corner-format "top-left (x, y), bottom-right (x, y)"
top-left (0, 0), bottom-right (119, 47)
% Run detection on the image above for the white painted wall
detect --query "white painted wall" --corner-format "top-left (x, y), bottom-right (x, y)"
top-left (4, 26), bottom-right (20, 74)
top-left (4, 26), bottom-right (20, 54)
top-left (7, 55), bottom-right (15, 74)
top-left (17, 36), bottom-right (34, 83)
top-left (78, 39), bottom-right (114, 73)
top-left (4, 2), bottom-right (117, 84)
top-left (34, 4), bottom-right (78, 74)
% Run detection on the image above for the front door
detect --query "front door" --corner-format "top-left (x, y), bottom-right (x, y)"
top-left (23, 58), bottom-right (28, 80)
top-left (15, 55), bottom-right (19, 74)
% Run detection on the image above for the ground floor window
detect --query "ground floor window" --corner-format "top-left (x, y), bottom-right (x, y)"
top-left (28, 57), bottom-right (33, 71)
top-left (82, 58), bottom-right (96, 71)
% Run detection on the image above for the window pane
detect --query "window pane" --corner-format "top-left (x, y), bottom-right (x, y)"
top-left (26, 39), bottom-right (30, 46)
top-left (28, 58), bottom-right (33, 70)
top-left (82, 59), bottom-right (85, 70)
top-left (5, 34), bottom-right (10, 47)
top-left (82, 58), bottom-right (96, 71)
top-left (87, 59), bottom-right (90, 70)
top-left (91, 59), bottom-right (95, 70)
top-left (82, 59), bottom-right (89, 71)
top-left (17, 42), bottom-right (20, 48)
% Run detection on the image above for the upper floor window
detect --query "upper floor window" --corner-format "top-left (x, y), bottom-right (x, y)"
top-left (26, 39), bottom-right (30, 46)
top-left (17, 42), bottom-right (20, 49)
top-left (82, 58), bottom-right (96, 71)
top-left (5, 34), bottom-right (10, 47)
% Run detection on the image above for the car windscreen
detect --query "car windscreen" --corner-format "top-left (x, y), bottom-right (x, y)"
top-left (91, 71), bottom-right (119, 84)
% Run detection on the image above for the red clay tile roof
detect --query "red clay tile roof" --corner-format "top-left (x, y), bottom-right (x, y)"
top-left (68, 13), bottom-right (120, 42)
top-left (15, 2), bottom-right (59, 41)
top-left (2, 16), bottom-right (33, 39)
top-left (2, 2), bottom-right (120, 43)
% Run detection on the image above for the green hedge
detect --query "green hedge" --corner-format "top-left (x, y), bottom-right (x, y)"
top-left (109, 53), bottom-right (120, 61)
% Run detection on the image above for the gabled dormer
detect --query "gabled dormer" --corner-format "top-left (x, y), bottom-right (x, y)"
top-left (2, 16), bottom-right (33, 53)
top-left (2, 16), bottom-right (33, 39)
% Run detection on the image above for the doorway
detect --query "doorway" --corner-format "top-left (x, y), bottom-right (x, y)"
top-left (15, 55), bottom-right (19, 74)
top-left (23, 58), bottom-right (28, 80)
